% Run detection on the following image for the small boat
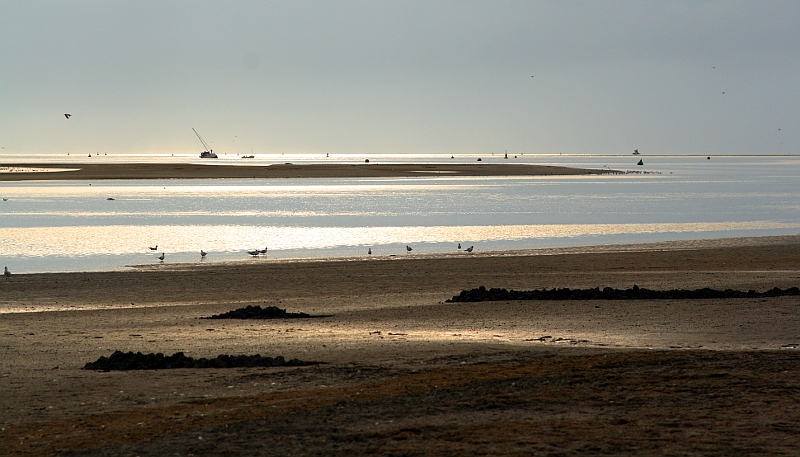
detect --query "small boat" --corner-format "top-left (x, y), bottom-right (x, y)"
top-left (193, 128), bottom-right (218, 158)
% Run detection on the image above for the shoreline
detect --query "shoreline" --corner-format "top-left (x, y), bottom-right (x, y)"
top-left (0, 162), bottom-right (617, 181)
top-left (2, 234), bottom-right (798, 314)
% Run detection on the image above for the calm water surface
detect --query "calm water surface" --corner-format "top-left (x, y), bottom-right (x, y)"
top-left (2, 154), bottom-right (799, 273)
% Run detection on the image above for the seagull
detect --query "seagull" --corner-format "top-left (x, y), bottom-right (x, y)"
top-left (2, 198), bottom-right (7, 201)
top-left (200, 250), bottom-right (207, 258)
top-left (457, 243), bottom-right (461, 250)
top-left (64, 114), bottom-right (71, 119)
top-left (157, 253), bottom-right (165, 261)
top-left (368, 248), bottom-right (372, 255)
top-left (3, 267), bottom-right (10, 279)
top-left (259, 247), bottom-right (268, 254)
top-left (149, 245), bottom-right (158, 251)
top-left (406, 245), bottom-right (412, 253)
top-left (247, 249), bottom-right (260, 257)
top-left (465, 246), bottom-right (474, 252)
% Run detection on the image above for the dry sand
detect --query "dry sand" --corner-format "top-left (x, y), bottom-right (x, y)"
top-left (0, 162), bottom-right (615, 181)
top-left (1, 235), bottom-right (799, 456)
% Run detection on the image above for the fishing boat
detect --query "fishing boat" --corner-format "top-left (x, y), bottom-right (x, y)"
top-left (192, 128), bottom-right (218, 158)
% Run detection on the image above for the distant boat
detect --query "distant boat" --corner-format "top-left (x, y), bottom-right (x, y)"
top-left (193, 128), bottom-right (218, 158)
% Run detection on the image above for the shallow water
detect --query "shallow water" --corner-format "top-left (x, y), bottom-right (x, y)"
top-left (2, 154), bottom-right (799, 273)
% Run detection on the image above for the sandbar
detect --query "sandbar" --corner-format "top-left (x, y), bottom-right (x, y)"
top-left (0, 162), bottom-right (616, 181)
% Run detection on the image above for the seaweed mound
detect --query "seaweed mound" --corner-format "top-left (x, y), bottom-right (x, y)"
top-left (83, 351), bottom-right (320, 371)
top-left (204, 305), bottom-right (311, 319)
top-left (446, 285), bottom-right (800, 302)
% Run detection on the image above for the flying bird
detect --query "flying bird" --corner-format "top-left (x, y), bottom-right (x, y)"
top-left (64, 114), bottom-right (71, 119)
top-left (465, 246), bottom-right (474, 253)
top-left (3, 266), bottom-right (10, 279)
top-left (157, 253), bottom-right (165, 261)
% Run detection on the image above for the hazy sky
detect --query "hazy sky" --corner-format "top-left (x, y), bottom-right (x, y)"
top-left (2, 1), bottom-right (798, 156)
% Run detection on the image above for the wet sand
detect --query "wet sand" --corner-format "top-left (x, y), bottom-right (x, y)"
top-left (1, 235), bottom-right (799, 456)
top-left (0, 162), bottom-right (616, 181)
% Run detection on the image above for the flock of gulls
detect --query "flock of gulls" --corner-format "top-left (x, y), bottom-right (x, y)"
top-left (143, 243), bottom-right (476, 264)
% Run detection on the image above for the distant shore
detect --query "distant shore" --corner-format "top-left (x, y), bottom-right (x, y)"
top-left (0, 162), bottom-right (618, 181)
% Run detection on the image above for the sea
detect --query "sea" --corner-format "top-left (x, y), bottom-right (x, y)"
top-left (2, 152), bottom-right (799, 274)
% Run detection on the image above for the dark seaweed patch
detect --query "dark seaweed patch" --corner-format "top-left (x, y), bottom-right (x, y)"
top-left (203, 305), bottom-right (313, 319)
top-left (83, 351), bottom-right (321, 371)
top-left (446, 285), bottom-right (800, 302)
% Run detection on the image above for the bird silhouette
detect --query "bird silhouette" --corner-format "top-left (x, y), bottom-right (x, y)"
top-left (64, 114), bottom-right (71, 119)
top-left (465, 246), bottom-right (474, 253)
top-left (3, 266), bottom-right (10, 279)
top-left (259, 247), bottom-right (268, 254)
top-left (200, 250), bottom-right (207, 258)
top-left (247, 249), bottom-right (260, 257)
top-left (406, 245), bottom-right (412, 253)
top-left (458, 243), bottom-right (461, 250)
top-left (368, 248), bottom-right (372, 255)
top-left (149, 245), bottom-right (158, 251)
top-left (157, 253), bottom-right (165, 261)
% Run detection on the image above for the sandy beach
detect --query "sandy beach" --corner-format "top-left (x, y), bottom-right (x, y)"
top-left (0, 162), bottom-right (616, 181)
top-left (1, 235), bottom-right (799, 455)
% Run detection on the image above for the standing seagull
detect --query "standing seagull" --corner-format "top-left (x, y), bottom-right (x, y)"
top-left (465, 246), bottom-right (474, 253)
top-left (157, 253), bottom-right (165, 262)
top-left (457, 243), bottom-right (461, 250)
top-left (3, 266), bottom-right (10, 279)
top-left (406, 245), bottom-right (413, 253)
top-left (259, 247), bottom-right (268, 254)
top-left (247, 249), bottom-right (260, 257)
top-left (64, 114), bottom-right (71, 119)
top-left (200, 250), bottom-right (207, 258)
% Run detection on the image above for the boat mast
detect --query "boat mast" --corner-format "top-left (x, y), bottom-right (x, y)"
top-left (192, 128), bottom-right (212, 152)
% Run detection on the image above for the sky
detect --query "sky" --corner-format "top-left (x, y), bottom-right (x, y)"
top-left (1, 1), bottom-right (798, 156)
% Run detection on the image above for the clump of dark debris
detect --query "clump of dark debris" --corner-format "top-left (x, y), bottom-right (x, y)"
top-left (447, 285), bottom-right (800, 302)
top-left (203, 305), bottom-right (312, 319)
top-left (84, 351), bottom-right (321, 371)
